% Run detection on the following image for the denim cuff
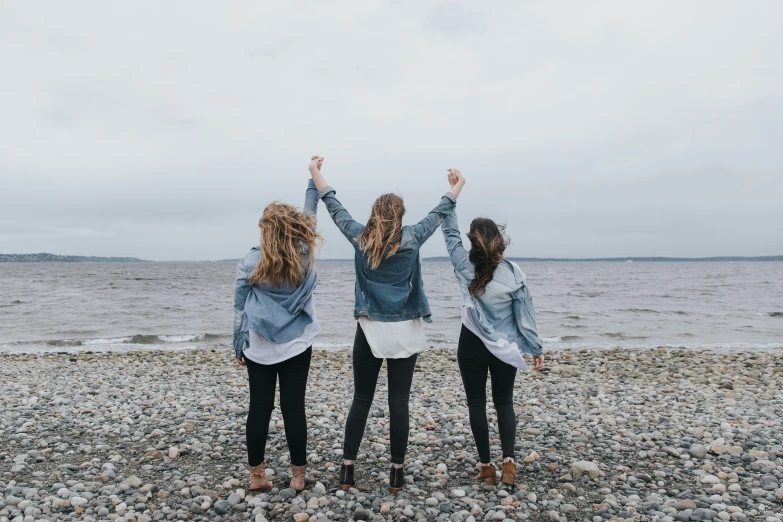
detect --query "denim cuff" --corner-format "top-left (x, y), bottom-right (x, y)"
top-left (443, 192), bottom-right (457, 204)
top-left (307, 179), bottom-right (316, 189)
top-left (318, 185), bottom-right (336, 198)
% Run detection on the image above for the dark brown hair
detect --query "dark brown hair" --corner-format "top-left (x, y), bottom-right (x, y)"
top-left (467, 217), bottom-right (509, 297)
top-left (356, 193), bottom-right (405, 269)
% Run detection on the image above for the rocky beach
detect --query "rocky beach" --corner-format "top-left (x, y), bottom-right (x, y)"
top-left (2, 347), bottom-right (782, 522)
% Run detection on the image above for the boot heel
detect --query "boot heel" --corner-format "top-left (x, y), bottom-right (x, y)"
top-left (389, 465), bottom-right (404, 494)
top-left (339, 464), bottom-right (355, 490)
top-left (476, 463), bottom-right (497, 485)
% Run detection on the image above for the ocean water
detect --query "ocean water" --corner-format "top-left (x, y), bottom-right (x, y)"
top-left (1, 261), bottom-right (782, 354)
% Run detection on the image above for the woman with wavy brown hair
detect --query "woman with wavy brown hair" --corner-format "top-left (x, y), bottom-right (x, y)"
top-left (441, 168), bottom-right (544, 488)
top-left (232, 156), bottom-right (324, 494)
top-left (308, 157), bottom-right (463, 493)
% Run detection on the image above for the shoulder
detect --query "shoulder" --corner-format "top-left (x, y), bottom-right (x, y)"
top-left (240, 247), bottom-right (260, 268)
top-left (503, 260), bottom-right (527, 285)
top-left (401, 226), bottom-right (417, 243)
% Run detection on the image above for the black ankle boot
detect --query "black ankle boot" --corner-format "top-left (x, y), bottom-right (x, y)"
top-left (389, 465), bottom-right (404, 493)
top-left (339, 464), bottom-right (355, 491)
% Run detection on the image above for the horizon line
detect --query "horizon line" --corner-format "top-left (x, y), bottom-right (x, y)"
top-left (2, 253), bottom-right (782, 263)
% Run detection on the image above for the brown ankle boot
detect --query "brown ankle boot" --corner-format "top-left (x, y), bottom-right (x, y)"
top-left (290, 463), bottom-right (307, 492)
top-left (501, 460), bottom-right (516, 485)
top-left (248, 463), bottom-right (272, 492)
top-left (476, 463), bottom-right (497, 485)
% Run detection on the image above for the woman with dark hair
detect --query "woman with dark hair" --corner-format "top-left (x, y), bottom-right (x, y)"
top-left (308, 157), bottom-right (463, 493)
top-left (441, 168), bottom-right (544, 487)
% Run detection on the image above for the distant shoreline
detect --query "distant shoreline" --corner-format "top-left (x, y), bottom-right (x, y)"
top-left (2, 253), bottom-right (781, 263)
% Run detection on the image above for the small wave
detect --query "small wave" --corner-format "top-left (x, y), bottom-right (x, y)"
top-left (83, 336), bottom-right (133, 345)
top-left (565, 315), bottom-right (582, 320)
top-left (46, 339), bottom-right (85, 347)
top-left (666, 311), bottom-right (689, 316)
top-left (627, 308), bottom-right (660, 314)
top-left (159, 333), bottom-right (210, 343)
top-left (541, 336), bottom-right (562, 343)
top-left (561, 336), bottom-right (581, 341)
top-left (23, 333), bottom-right (223, 349)
top-left (602, 332), bottom-right (624, 338)
top-left (770, 312), bottom-right (783, 318)
top-left (128, 334), bottom-right (160, 344)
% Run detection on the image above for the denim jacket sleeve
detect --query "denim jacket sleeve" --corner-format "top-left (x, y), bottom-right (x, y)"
top-left (303, 179), bottom-right (319, 224)
top-left (232, 261), bottom-right (251, 359)
top-left (410, 192), bottom-right (457, 245)
top-left (512, 284), bottom-right (544, 356)
top-left (318, 186), bottom-right (365, 242)
top-left (441, 207), bottom-right (472, 277)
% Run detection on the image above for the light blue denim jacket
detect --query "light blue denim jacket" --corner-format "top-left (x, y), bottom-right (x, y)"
top-left (319, 186), bottom-right (457, 322)
top-left (441, 208), bottom-right (543, 356)
top-left (232, 180), bottom-right (319, 359)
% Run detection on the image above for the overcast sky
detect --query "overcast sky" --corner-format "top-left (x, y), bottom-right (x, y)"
top-left (1, 1), bottom-right (782, 261)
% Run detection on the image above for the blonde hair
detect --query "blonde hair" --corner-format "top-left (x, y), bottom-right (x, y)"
top-left (355, 193), bottom-right (405, 269)
top-left (249, 202), bottom-right (322, 287)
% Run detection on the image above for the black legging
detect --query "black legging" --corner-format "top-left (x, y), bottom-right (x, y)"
top-left (457, 325), bottom-right (517, 463)
top-left (343, 324), bottom-right (418, 465)
top-left (245, 347), bottom-right (312, 467)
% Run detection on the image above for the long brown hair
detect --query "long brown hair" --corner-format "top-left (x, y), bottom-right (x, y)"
top-left (467, 217), bottom-right (509, 297)
top-left (249, 202), bottom-right (322, 287)
top-left (355, 193), bottom-right (405, 269)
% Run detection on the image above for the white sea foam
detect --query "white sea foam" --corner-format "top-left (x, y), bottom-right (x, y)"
top-left (159, 333), bottom-right (207, 342)
top-left (83, 336), bottom-right (133, 345)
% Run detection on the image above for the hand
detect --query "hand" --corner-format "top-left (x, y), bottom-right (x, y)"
top-left (532, 354), bottom-right (545, 371)
top-left (309, 155), bottom-right (324, 172)
top-left (237, 357), bottom-right (246, 367)
top-left (448, 168), bottom-right (465, 185)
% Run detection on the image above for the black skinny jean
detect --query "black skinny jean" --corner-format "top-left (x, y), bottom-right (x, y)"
top-left (457, 325), bottom-right (517, 463)
top-left (343, 324), bottom-right (418, 465)
top-left (245, 347), bottom-right (312, 467)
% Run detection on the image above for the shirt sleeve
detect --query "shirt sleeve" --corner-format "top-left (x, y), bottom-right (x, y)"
top-left (441, 206), bottom-right (472, 279)
top-left (233, 261), bottom-right (251, 359)
top-left (512, 284), bottom-right (544, 356)
top-left (410, 192), bottom-right (457, 245)
top-left (318, 185), bottom-right (365, 242)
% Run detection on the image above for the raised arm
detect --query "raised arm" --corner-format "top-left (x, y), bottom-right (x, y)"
top-left (303, 178), bottom-right (319, 223)
top-left (232, 262), bottom-right (251, 361)
top-left (441, 208), bottom-right (470, 272)
top-left (309, 156), bottom-right (364, 242)
top-left (410, 167), bottom-right (466, 245)
top-left (308, 155), bottom-right (328, 192)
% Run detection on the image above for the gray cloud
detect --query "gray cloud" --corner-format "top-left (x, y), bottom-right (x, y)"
top-left (1, 1), bottom-right (782, 260)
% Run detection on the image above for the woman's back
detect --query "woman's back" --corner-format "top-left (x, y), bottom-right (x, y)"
top-left (319, 184), bottom-right (457, 321)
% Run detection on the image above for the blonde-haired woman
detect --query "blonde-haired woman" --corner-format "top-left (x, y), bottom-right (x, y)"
top-left (309, 158), bottom-right (464, 493)
top-left (233, 156), bottom-right (324, 494)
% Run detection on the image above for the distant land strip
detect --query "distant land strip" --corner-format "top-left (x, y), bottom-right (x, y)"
top-left (0, 253), bottom-right (148, 263)
top-left (2, 253), bottom-right (782, 263)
